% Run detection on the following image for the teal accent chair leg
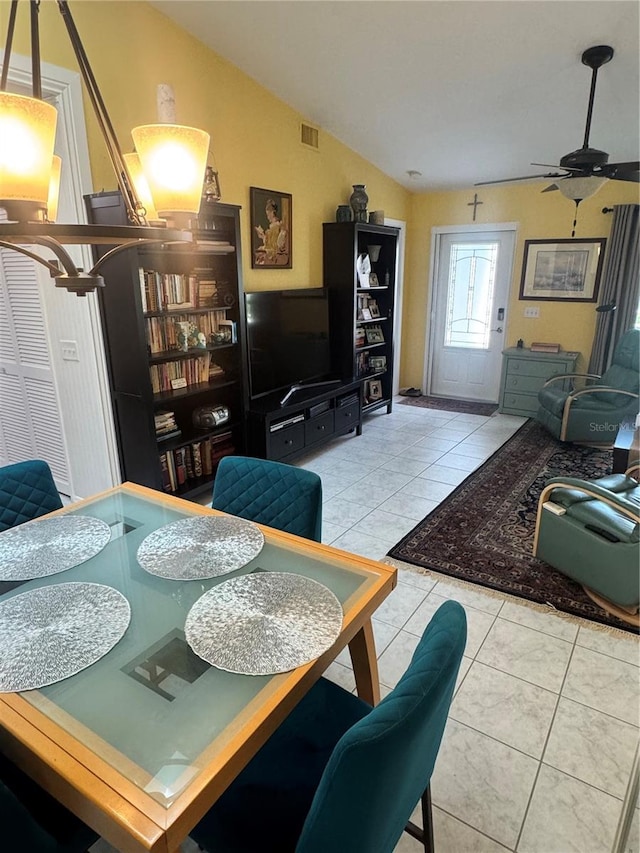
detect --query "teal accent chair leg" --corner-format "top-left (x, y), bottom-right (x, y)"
top-left (405, 785), bottom-right (434, 853)
top-left (211, 455), bottom-right (322, 541)
top-left (190, 601), bottom-right (466, 853)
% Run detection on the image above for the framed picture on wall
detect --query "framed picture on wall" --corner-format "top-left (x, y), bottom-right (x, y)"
top-left (250, 187), bottom-right (292, 269)
top-left (519, 238), bottom-right (606, 302)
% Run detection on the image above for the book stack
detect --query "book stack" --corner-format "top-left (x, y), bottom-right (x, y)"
top-left (159, 431), bottom-right (235, 493)
top-left (145, 309), bottom-right (229, 354)
top-left (155, 411), bottom-right (180, 441)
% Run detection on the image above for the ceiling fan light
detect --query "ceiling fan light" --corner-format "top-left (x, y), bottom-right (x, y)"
top-left (0, 92), bottom-right (58, 221)
top-left (557, 176), bottom-right (608, 201)
top-left (46, 155), bottom-right (62, 223)
top-left (131, 124), bottom-right (210, 224)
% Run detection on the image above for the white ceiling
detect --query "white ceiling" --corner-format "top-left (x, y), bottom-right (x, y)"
top-left (150, 1), bottom-right (640, 192)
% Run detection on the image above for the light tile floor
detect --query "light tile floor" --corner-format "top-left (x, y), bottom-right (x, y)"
top-left (92, 399), bottom-right (639, 853)
top-left (294, 399), bottom-right (640, 853)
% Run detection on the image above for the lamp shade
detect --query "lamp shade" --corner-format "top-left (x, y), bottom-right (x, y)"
top-left (123, 152), bottom-right (160, 223)
top-left (46, 155), bottom-right (62, 223)
top-left (0, 92), bottom-right (58, 221)
top-left (557, 176), bottom-right (608, 201)
top-left (131, 124), bottom-right (210, 222)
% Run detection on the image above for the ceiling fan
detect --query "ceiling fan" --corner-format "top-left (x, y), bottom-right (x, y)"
top-left (476, 45), bottom-right (639, 201)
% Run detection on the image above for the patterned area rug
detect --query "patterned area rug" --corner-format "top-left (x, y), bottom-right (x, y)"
top-left (398, 395), bottom-right (498, 416)
top-left (388, 419), bottom-right (637, 633)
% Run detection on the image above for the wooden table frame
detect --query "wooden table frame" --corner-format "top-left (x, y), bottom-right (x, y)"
top-left (0, 483), bottom-right (397, 852)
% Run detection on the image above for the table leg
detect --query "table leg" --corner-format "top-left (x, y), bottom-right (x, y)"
top-left (348, 618), bottom-right (380, 705)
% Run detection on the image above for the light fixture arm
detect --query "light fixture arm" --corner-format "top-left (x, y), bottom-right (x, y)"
top-left (0, 1), bottom-right (18, 90)
top-left (0, 240), bottom-right (63, 276)
top-left (54, 1), bottom-right (143, 225)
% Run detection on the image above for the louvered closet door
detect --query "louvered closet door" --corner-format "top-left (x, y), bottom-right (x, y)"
top-left (0, 230), bottom-right (72, 494)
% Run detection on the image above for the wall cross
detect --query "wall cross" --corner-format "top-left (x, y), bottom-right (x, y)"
top-left (467, 193), bottom-right (483, 221)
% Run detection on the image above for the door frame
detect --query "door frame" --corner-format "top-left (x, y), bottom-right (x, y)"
top-left (384, 217), bottom-right (406, 396)
top-left (423, 222), bottom-right (518, 397)
top-left (3, 51), bottom-right (120, 495)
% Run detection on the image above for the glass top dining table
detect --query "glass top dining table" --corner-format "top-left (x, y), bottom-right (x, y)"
top-left (0, 483), bottom-right (396, 853)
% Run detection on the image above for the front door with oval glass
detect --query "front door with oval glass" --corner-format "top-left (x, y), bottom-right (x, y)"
top-left (429, 229), bottom-right (515, 402)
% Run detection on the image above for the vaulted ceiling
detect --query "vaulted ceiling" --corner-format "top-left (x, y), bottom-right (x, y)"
top-left (151, 1), bottom-right (640, 194)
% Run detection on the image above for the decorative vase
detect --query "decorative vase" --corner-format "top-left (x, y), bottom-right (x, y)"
top-left (175, 320), bottom-right (190, 352)
top-left (335, 204), bottom-right (352, 223)
top-left (349, 184), bottom-right (368, 223)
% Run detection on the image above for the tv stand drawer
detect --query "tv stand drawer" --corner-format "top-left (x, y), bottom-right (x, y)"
top-left (305, 411), bottom-right (335, 446)
top-left (268, 422), bottom-right (305, 460)
top-left (335, 401), bottom-right (359, 431)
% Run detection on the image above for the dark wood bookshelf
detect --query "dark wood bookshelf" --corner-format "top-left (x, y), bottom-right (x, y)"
top-left (324, 222), bottom-right (399, 416)
top-left (85, 191), bottom-right (247, 498)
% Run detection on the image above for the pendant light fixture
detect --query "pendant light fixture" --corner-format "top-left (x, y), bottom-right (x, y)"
top-left (0, 0), bottom-right (212, 294)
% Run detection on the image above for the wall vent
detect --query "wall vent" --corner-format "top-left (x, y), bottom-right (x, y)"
top-left (300, 123), bottom-right (319, 150)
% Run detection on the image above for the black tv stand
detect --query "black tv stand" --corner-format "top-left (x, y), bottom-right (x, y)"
top-left (280, 378), bottom-right (342, 406)
top-left (247, 379), bottom-right (362, 462)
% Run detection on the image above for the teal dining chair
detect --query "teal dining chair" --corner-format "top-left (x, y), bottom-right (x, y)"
top-left (0, 459), bottom-right (63, 533)
top-left (0, 752), bottom-right (98, 852)
top-left (190, 600), bottom-right (467, 853)
top-left (211, 455), bottom-right (323, 541)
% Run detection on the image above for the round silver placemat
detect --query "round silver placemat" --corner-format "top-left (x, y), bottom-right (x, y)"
top-left (137, 516), bottom-right (264, 581)
top-left (0, 515), bottom-right (112, 582)
top-left (185, 572), bottom-right (344, 675)
top-left (0, 582), bottom-right (131, 692)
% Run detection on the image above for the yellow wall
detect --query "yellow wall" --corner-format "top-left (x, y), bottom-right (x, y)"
top-left (4, 2), bottom-right (638, 391)
top-left (402, 181), bottom-right (640, 387)
top-left (3, 1), bottom-right (410, 290)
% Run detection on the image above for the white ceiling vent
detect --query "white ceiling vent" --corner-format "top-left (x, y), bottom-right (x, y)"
top-left (301, 123), bottom-right (319, 150)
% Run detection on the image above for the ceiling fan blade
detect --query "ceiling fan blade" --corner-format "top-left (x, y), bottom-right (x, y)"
top-left (531, 162), bottom-right (582, 172)
top-left (601, 161), bottom-right (640, 182)
top-left (542, 184), bottom-right (559, 193)
top-left (475, 172), bottom-right (566, 187)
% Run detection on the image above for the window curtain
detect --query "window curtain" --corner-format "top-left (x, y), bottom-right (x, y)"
top-left (588, 204), bottom-right (640, 375)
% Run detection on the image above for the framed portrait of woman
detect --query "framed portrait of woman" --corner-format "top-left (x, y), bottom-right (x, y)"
top-left (250, 187), bottom-right (292, 269)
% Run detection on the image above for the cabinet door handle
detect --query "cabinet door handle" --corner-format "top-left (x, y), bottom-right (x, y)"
top-left (285, 439), bottom-right (293, 446)
top-left (318, 425), bottom-right (326, 431)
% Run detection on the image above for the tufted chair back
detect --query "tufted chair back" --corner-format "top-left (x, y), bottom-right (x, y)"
top-left (212, 455), bottom-right (322, 541)
top-left (0, 460), bottom-right (63, 533)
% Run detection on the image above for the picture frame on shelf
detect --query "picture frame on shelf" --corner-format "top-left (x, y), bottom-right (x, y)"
top-left (250, 187), bottom-right (292, 269)
top-left (366, 379), bottom-right (383, 401)
top-left (368, 272), bottom-right (379, 287)
top-left (361, 307), bottom-right (373, 321)
top-left (519, 238), bottom-right (606, 302)
top-left (369, 355), bottom-right (387, 372)
top-left (365, 325), bottom-right (385, 344)
top-left (369, 300), bottom-right (380, 318)
top-left (355, 327), bottom-right (366, 348)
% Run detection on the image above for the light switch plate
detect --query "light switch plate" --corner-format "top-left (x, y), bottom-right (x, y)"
top-left (524, 307), bottom-right (540, 318)
top-left (60, 340), bottom-right (79, 361)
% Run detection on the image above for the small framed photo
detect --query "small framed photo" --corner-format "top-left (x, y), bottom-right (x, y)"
top-left (365, 325), bottom-right (385, 344)
top-left (369, 355), bottom-right (387, 372)
top-left (369, 301), bottom-right (380, 318)
top-left (366, 379), bottom-right (383, 401)
top-left (361, 307), bottom-right (373, 321)
top-left (250, 187), bottom-right (292, 269)
top-left (369, 272), bottom-right (379, 287)
top-left (519, 238), bottom-right (606, 302)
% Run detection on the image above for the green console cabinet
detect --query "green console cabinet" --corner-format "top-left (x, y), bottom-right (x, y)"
top-left (499, 347), bottom-right (580, 417)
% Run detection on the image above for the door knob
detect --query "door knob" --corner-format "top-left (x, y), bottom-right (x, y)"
top-left (491, 327), bottom-right (503, 333)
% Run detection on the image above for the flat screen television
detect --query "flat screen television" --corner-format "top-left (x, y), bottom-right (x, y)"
top-left (245, 288), bottom-right (334, 402)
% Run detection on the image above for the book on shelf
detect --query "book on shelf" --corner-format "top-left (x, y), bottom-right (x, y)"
top-left (175, 447), bottom-right (187, 485)
top-left (157, 432), bottom-right (235, 493)
top-left (530, 342), bottom-right (561, 353)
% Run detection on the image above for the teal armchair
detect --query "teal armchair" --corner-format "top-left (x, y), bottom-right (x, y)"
top-left (212, 455), bottom-right (322, 541)
top-left (0, 459), bottom-right (62, 532)
top-left (536, 329), bottom-right (639, 443)
top-left (190, 600), bottom-right (467, 853)
top-left (534, 470), bottom-right (640, 626)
